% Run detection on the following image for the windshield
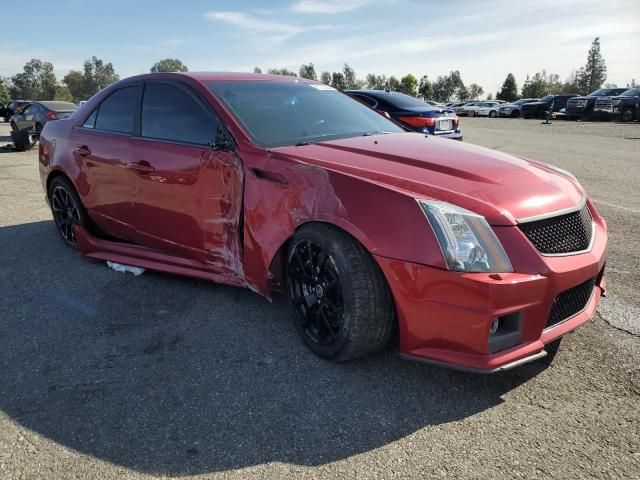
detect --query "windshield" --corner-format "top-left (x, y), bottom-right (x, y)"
top-left (207, 80), bottom-right (403, 148)
top-left (621, 88), bottom-right (640, 97)
top-left (588, 88), bottom-right (612, 96)
top-left (540, 96), bottom-right (554, 102)
top-left (513, 98), bottom-right (536, 105)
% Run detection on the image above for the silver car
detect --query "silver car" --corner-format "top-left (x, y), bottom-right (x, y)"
top-left (498, 98), bottom-right (540, 118)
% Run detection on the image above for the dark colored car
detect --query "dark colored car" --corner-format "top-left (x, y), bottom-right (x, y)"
top-left (594, 87), bottom-right (640, 122)
top-left (3, 100), bottom-right (30, 122)
top-left (10, 101), bottom-right (78, 136)
top-left (521, 95), bottom-right (578, 119)
top-left (38, 72), bottom-right (606, 372)
top-left (565, 88), bottom-right (629, 120)
top-left (345, 89), bottom-right (462, 140)
top-left (497, 98), bottom-right (540, 118)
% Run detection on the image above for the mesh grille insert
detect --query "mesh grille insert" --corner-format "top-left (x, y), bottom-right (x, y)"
top-left (545, 276), bottom-right (597, 329)
top-left (519, 205), bottom-right (593, 254)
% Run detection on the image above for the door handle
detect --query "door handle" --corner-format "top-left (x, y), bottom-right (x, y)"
top-left (74, 145), bottom-right (91, 157)
top-left (128, 160), bottom-right (155, 174)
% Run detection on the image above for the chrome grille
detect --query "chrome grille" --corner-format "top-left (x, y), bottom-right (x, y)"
top-left (545, 276), bottom-right (597, 329)
top-left (519, 205), bottom-right (593, 254)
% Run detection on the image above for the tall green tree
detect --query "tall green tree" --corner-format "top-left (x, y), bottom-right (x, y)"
top-left (387, 76), bottom-right (401, 91)
top-left (253, 67), bottom-right (262, 74)
top-left (497, 73), bottom-right (518, 101)
top-left (54, 85), bottom-right (74, 102)
top-left (267, 68), bottom-right (297, 77)
top-left (432, 71), bottom-right (464, 102)
top-left (365, 73), bottom-right (387, 90)
top-left (64, 56), bottom-right (119, 102)
top-left (10, 58), bottom-right (57, 100)
top-left (457, 85), bottom-right (470, 101)
top-left (399, 74), bottom-right (418, 96)
top-left (150, 58), bottom-right (188, 73)
top-left (418, 75), bottom-right (433, 100)
top-left (320, 71), bottom-right (332, 84)
top-left (331, 71), bottom-right (347, 90)
top-left (467, 83), bottom-right (484, 100)
top-left (521, 70), bottom-right (562, 98)
top-left (0, 77), bottom-right (9, 105)
top-left (298, 63), bottom-right (317, 80)
top-left (576, 37), bottom-right (607, 95)
top-left (342, 64), bottom-right (358, 89)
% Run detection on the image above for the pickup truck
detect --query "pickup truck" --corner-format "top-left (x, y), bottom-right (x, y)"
top-left (565, 87), bottom-right (628, 120)
top-left (594, 87), bottom-right (640, 122)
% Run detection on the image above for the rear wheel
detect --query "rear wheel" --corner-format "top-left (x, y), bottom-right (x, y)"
top-left (287, 223), bottom-right (395, 361)
top-left (468, 110), bottom-right (475, 117)
top-left (489, 110), bottom-right (497, 118)
top-left (621, 108), bottom-right (635, 123)
top-left (48, 176), bottom-right (91, 248)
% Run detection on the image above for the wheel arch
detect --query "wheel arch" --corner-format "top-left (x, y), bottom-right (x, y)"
top-left (46, 169), bottom-right (76, 200)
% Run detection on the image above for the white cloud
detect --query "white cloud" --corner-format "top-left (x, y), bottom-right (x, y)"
top-left (292, 0), bottom-right (369, 14)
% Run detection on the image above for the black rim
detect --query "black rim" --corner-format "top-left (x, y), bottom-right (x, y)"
top-left (288, 239), bottom-right (345, 346)
top-left (51, 185), bottom-right (80, 245)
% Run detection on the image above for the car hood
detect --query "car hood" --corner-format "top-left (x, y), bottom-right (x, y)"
top-left (521, 101), bottom-right (548, 107)
top-left (271, 133), bottom-right (583, 226)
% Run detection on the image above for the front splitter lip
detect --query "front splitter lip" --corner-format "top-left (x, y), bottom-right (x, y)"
top-left (401, 349), bottom-right (548, 373)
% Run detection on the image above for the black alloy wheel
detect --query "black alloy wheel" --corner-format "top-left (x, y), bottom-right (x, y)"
top-left (621, 108), bottom-right (635, 123)
top-left (286, 223), bottom-right (395, 361)
top-left (49, 177), bottom-right (89, 247)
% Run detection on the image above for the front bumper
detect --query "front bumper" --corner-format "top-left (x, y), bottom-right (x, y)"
top-left (374, 206), bottom-right (607, 372)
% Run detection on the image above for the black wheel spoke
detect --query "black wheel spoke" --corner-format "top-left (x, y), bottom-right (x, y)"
top-left (319, 307), bottom-right (337, 340)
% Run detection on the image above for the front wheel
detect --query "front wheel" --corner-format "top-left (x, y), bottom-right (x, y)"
top-left (489, 110), bottom-right (497, 118)
top-left (287, 223), bottom-right (396, 361)
top-left (48, 176), bottom-right (91, 248)
top-left (621, 108), bottom-right (635, 123)
top-left (468, 111), bottom-right (475, 117)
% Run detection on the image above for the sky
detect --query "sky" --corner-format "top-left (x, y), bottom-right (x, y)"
top-left (1, 0), bottom-right (639, 94)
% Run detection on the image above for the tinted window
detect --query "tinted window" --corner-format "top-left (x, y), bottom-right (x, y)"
top-left (82, 109), bottom-right (97, 128)
top-left (207, 81), bottom-right (403, 148)
top-left (141, 82), bottom-right (217, 145)
top-left (95, 86), bottom-right (139, 134)
top-left (373, 92), bottom-right (435, 110)
top-left (622, 88), bottom-right (640, 96)
top-left (350, 94), bottom-right (377, 107)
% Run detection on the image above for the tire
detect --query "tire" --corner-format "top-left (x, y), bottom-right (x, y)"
top-left (48, 176), bottom-right (91, 248)
top-left (286, 223), bottom-right (395, 362)
top-left (489, 110), bottom-right (497, 118)
top-left (621, 108), bottom-right (635, 123)
top-left (468, 110), bottom-right (475, 117)
top-left (543, 337), bottom-right (563, 365)
top-left (511, 111), bottom-right (520, 118)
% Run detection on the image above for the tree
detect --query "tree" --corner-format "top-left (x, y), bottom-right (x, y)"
top-left (64, 56), bottom-right (119, 102)
top-left (497, 73), bottom-right (518, 101)
top-left (629, 79), bottom-right (638, 88)
top-left (253, 67), bottom-right (262, 74)
top-left (399, 74), bottom-right (418, 96)
top-left (418, 75), bottom-right (433, 100)
top-left (486, 92), bottom-right (493, 100)
top-left (320, 71), bottom-right (331, 84)
top-left (365, 73), bottom-right (387, 90)
top-left (521, 70), bottom-right (562, 98)
top-left (342, 64), bottom-right (359, 89)
top-left (150, 58), bottom-right (188, 73)
top-left (0, 78), bottom-right (9, 105)
top-left (457, 85), bottom-right (470, 101)
top-left (298, 63), bottom-right (317, 80)
top-left (267, 68), bottom-right (297, 77)
top-left (576, 37), bottom-right (607, 95)
top-left (54, 85), bottom-right (74, 102)
top-left (563, 70), bottom-right (581, 94)
top-left (331, 72), bottom-right (347, 90)
top-left (10, 58), bottom-right (57, 100)
top-left (467, 83), bottom-right (484, 100)
top-left (432, 71), bottom-right (464, 102)
top-left (387, 76), bottom-right (401, 91)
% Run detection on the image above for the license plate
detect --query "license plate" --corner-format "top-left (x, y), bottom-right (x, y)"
top-left (437, 119), bottom-right (452, 131)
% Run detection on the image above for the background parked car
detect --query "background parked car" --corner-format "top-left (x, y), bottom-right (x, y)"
top-left (465, 101), bottom-right (502, 117)
top-left (456, 102), bottom-right (478, 116)
top-left (521, 94), bottom-right (578, 119)
top-left (10, 101), bottom-right (78, 136)
top-left (3, 100), bottom-right (30, 122)
top-left (565, 87), bottom-right (628, 120)
top-left (594, 87), bottom-right (640, 122)
top-left (497, 98), bottom-right (540, 118)
top-left (346, 89), bottom-right (462, 140)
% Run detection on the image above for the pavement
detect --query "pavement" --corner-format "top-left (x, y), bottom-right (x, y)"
top-left (0, 118), bottom-right (638, 480)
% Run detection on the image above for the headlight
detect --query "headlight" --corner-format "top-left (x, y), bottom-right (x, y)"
top-left (418, 200), bottom-right (513, 273)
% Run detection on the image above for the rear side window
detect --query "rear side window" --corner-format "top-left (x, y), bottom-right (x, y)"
top-left (82, 109), bottom-right (97, 128)
top-left (141, 82), bottom-right (217, 145)
top-left (351, 94), bottom-right (377, 108)
top-left (95, 86), bottom-right (140, 134)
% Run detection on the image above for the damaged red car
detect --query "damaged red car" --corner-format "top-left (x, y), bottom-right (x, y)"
top-left (38, 73), bottom-right (607, 372)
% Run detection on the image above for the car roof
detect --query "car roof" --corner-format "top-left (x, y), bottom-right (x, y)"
top-left (128, 71), bottom-right (318, 84)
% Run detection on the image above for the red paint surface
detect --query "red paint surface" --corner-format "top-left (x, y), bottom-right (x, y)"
top-left (39, 72), bottom-right (608, 371)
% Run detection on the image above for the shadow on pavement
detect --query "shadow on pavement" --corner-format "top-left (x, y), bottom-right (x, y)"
top-left (0, 220), bottom-right (548, 475)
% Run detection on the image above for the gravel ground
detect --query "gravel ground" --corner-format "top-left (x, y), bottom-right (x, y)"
top-left (0, 119), bottom-right (638, 480)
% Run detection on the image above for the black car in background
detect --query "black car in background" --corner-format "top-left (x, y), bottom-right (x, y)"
top-left (346, 90), bottom-right (462, 140)
top-left (3, 100), bottom-right (30, 122)
top-left (9, 101), bottom-right (78, 136)
top-left (520, 94), bottom-right (578, 119)
top-left (594, 87), bottom-right (640, 122)
top-left (497, 98), bottom-right (539, 117)
top-left (565, 87), bottom-right (629, 120)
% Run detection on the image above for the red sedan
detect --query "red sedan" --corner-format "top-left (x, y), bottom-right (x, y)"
top-left (38, 72), bottom-right (607, 372)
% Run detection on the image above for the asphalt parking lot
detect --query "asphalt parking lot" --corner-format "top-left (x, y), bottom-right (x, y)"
top-left (1, 118), bottom-right (639, 480)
